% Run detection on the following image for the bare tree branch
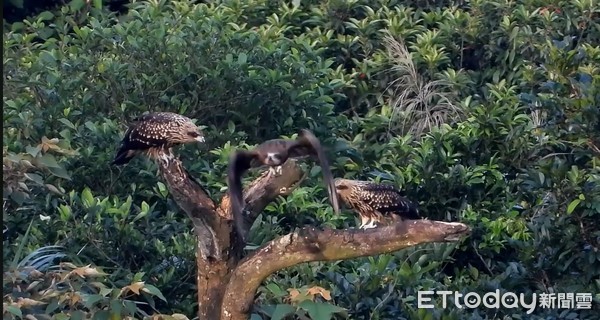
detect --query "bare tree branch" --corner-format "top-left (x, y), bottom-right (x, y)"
top-left (155, 151), bottom-right (220, 259)
top-left (221, 220), bottom-right (471, 319)
top-left (154, 150), bottom-right (306, 319)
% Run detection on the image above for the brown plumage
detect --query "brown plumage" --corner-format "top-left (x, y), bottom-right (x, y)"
top-left (112, 112), bottom-right (205, 165)
top-left (334, 178), bottom-right (420, 229)
top-left (227, 129), bottom-right (340, 241)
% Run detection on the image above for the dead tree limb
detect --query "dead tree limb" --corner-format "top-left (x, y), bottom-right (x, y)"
top-left (221, 220), bottom-right (471, 319)
top-left (154, 151), bottom-right (304, 319)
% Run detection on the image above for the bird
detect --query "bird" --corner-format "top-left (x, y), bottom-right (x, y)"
top-left (112, 112), bottom-right (205, 165)
top-left (334, 178), bottom-right (420, 229)
top-left (227, 129), bottom-right (340, 241)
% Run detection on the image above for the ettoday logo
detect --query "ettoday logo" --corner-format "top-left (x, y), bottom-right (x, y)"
top-left (417, 290), bottom-right (593, 314)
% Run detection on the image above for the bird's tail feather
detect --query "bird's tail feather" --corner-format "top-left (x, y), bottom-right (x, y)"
top-left (407, 205), bottom-right (420, 220)
top-left (299, 129), bottom-right (340, 214)
top-left (228, 151), bottom-right (250, 242)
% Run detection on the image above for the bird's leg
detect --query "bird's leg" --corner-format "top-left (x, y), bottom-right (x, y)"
top-left (363, 220), bottom-right (377, 229)
top-left (268, 165), bottom-right (283, 177)
top-left (359, 216), bottom-right (370, 230)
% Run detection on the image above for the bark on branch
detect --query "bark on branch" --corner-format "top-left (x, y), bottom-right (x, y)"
top-left (221, 220), bottom-right (471, 319)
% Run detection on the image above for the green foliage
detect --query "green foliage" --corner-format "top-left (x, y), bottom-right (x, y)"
top-left (3, 0), bottom-right (600, 319)
top-left (3, 263), bottom-right (177, 319)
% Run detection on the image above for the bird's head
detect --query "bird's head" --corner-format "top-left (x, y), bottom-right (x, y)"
top-left (334, 178), bottom-right (353, 193)
top-left (178, 121), bottom-right (206, 144)
top-left (264, 152), bottom-right (283, 166)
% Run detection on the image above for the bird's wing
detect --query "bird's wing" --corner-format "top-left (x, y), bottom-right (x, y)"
top-left (291, 129), bottom-right (340, 214)
top-left (112, 126), bottom-right (149, 165)
top-left (126, 114), bottom-right (182, 149)
top-left (362, 183), bottom-right (420, 219)
top-left (227, 150), bottom-right (257, 242)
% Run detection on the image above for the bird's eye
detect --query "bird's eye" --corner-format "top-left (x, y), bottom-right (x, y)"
top-left (188, 131), bottom-right (199, 137)
top-left (336, 185), bottom-right (348, 190)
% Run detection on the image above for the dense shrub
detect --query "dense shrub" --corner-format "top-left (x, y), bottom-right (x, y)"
top-left (3, 0), bottom-right (599, 319)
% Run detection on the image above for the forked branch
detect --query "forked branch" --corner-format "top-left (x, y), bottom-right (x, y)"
top-left (155, 151), bottom-right (305, 258)
top-left (154, 150), bottom-right (306, 319)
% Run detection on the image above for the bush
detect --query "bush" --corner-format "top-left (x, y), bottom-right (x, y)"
top-left (3, 0), bottom-right (599, 319)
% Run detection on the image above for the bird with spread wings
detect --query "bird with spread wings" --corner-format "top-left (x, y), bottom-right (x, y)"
top-left (334, 178), bottom-right (420, 229)
top-left (112, 112), bottom-right (205, 165)
top-left (227, 129), bottom-right (340, 241)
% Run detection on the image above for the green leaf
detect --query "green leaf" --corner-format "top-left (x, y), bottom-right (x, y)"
top-left (92, 310), bottom-right (111, 320)
top-left (38, 154), bottom-right (60, 168)
top-left (38, 11), bottom-right (55, 21)
top-left (24, 173), bottom-right (44, 185)
top-left (271, 304), bottom-right (296, 320)
top-left (109, 300), bottom-right (123, 318)
top-left (398, 262), bottom-right (412, 277)
top-left (70, 0), bottom-right (86, 11)
top-left (11, 22), bottom-right (25, 32)
top-left (298, 300), bottom-right (346, 320)
top-left (142, 284), bottom-right (167, 302)
top-left (47, 166), bottom-right (71, 180)
top-left (71, 311), bottom-right (85, 320)
top-left (81, 187), bottom-right (95, 208)
top-left (58, 118), bottom-right (77, 130)
top-left (567, 199), bottom-right (580, 214)
top-left (133, 201), bottom-right (150, 222)
top-left (10, 219), bottom-right (34, 270)
top-left (54, 314), bottom-right (69, 320)
top-left (93, 0), bottom-right (103, 9)
top-left (123, 300), bottom-right (137, 315)
top-left (265, 283), bottom-right (286, 297)
top-left (238, 53), bottom-right (247, 64)
top-left (58, 205), bottom-right (72, 221)
top-left (39, 51), bottom-right (57, 67)
top-left (10, 191), bottom-right (28, 205)
top-left (157, 181), bottom-right (168, 197)
top-left (5, 305), bottom-right (22, 318)
top-left (84, 294), bottom-right (105, 309)
top-left (45, 299), bottom-right (60, 313)
top-left (26, 145), bottom-right (41, 157)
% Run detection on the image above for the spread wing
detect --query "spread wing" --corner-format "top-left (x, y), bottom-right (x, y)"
top-left (227, 150), bottom-right (258, 242)
top-left (362, 183), bottom-right (420, 219)
top-left (291, 129), bottom-right (340, 214)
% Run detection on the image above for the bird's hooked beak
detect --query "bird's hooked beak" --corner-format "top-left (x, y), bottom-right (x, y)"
top-left (265, 153), bottom-right (281, 166)
top-left (194, 127), bottom-right (206, 143)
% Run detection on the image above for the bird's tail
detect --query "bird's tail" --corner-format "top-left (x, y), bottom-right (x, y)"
top-left (406, 203), bottom-right (421, 220)
top-left (227, 151), bottom-right (249, 242)
top-left (299, 129), bottom-right (341, 215)
top-left (111, 147), bottom-right (136, 165)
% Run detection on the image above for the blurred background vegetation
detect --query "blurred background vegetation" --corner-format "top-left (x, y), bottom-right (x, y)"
top-left (3, 0), bottom-right (599, 319)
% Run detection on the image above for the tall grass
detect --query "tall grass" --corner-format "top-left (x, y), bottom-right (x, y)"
top-left (383, 34), bottom-right (464, 137)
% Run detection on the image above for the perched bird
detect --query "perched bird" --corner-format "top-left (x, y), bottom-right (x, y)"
top-left (227, 129), bottom-right (340, 241)
top-left (112, 112), bottom-right (205, 165)
top-left (334, 178), bottom-right (420, 229)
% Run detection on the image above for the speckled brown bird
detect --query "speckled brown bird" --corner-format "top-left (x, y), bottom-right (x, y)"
top-left (227, 129), bottom-right (340, 241)
top-left (112, 112), bottom-right (205, 165)
top-left (334, 178), bottom-right (420, 229)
